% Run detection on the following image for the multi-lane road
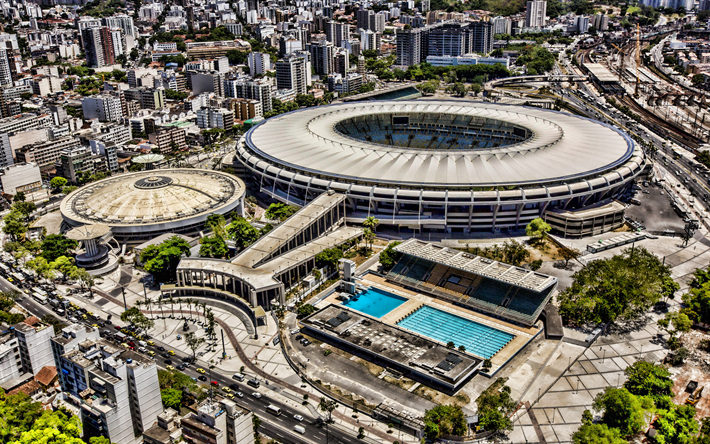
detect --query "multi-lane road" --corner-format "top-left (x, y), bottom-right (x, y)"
top-left (0, 276), bottom-right (361, 444)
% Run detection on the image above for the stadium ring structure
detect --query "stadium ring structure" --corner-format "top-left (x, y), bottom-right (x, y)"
top-left (235, 100), bottom-right (646, 234)
top-left (60, 169), bottom-right (245, 243)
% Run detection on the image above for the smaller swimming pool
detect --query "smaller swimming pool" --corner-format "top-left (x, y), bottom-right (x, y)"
top-left (342, 287), bottom-right (407, 318)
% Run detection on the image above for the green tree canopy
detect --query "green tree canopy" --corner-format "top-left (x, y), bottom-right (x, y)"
top-left (120, 306), bottom-right (154, 333)
top-left (422, 404), bottom-right (467, 438)
top-left (264, 203), bottom-right (299, 221)
top-left (315, 247), bottom-right (343, 269)
top-left (379, 242), bottom-right (402, 271)
top-left (49, 177), bottom-right (67, 190)
top-left (3, 210), bottom-right (27, 241)
top-left (558, 247), bottom-right (673, 325)
top-left (623, 361), bottom-right (674, 403)
top-left (199, 236), bottom-right (228, 259)
top-left (655, 404), bottom-right (699, 444)
top-left (572, 423), bottom-right (628, 444)
top-left (681, 266), bottom-right (710, 324)
top-left (141, 236), bottom-right (191, 282)
top-left (593, 387), bottom-right (649, 436)
top-left (225, 217), bottom-right (259, 250)
top-left (41, 234), bottom-right (78, 262)
top-left (160, 388), bottom-right (183, 410)
top-left (526, 217), bottom-right (551, 242)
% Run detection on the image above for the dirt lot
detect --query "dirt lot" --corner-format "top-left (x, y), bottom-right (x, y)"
top-left (671, 330), bottom-right (710, 419)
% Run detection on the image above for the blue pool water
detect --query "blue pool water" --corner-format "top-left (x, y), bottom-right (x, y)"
top-left (342, 288), bottom-right (407, 318)
top-left (397, 305), bottom-right (515, 359)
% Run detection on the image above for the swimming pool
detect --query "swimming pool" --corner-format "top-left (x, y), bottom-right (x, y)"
top-left (342, 287), bottom-right (407, 318)
top-left (397, 305), bottom-right (515, 359)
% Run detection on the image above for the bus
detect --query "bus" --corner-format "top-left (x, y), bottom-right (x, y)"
top-left (266, 405), bottom-right (281, 416)
top-left (0, 263), bottom-right (9, 274)
top-left (32, 292), bottom-right (48, 305)
top-left (11, 272), bottom-right (25, 283)
top-left (32, 287), bottom-right (48, 298)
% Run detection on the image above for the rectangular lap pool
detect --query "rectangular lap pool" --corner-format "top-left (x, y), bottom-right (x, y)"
top-left (397, 305), bottom-right (515, 359)
top-left (341, 287), bottom-right (407, 318)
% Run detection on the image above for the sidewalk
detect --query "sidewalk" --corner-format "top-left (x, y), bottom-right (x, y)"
top-left (88, 285), bottom-right (408, 443)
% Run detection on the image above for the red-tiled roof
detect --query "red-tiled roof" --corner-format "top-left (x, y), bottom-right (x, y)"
top-left (35, 366), bottom-right (57, 387)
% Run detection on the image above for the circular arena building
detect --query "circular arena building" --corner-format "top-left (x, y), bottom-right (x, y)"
top-left (236, 101), bottom-right (646, 235)
top-left (61, 169), bottom-right (245, 243)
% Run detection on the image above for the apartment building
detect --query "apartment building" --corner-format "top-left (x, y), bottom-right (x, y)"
top-left (196, 107), bottom-right (234, 131)
top-left (0, 318), bottom-right (55, 384)
top-left (148, 125), bottom-right (187, 154)
top-left (275, 54), bottom-right (308, 95)
top-left (16, 135), bottom-right (81, 166)
top-left (181, 398), bottom-right (254, 444)
top-left (82, 95), bottom-right (124, 122)
top-left (53, 333), bottom-right (162, 444)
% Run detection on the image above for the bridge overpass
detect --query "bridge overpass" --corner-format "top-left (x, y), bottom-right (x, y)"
top-left (484, 74), bottom-right (588, 91)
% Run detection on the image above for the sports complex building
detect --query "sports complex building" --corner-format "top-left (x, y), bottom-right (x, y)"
top-left (60, 169), bottom-right (246, 243)
top-left (236, 101), bottom-right (646, 235)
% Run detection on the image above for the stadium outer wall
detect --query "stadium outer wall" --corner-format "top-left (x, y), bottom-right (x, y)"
top-left (234, 102), bottom-right (646, 235)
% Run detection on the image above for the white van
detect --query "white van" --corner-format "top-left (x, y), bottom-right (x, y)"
top-left (293, 425), bottom-right (305, 434)
top-left (138, 340), bottom-right (147, 348)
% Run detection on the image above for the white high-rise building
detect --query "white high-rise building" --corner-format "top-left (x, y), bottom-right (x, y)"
top-left (52, 327), bottom-right (162, 444)
top-left (13, 321), bottom-right (55, 376)
top-left (0, 48), bottom-right (16, 86)
top-left (82, 95), bottom-right (124, 122)
top-left (181, 398), bottom-right (255, 444)
top-left (276, 54), bottom-right (309, 95)
top-left (525, 0), bottom-right (547, 28)
top-left (102, 14), bottom-right (136, 37)
top-left (248, 52), bottom-right (272, 75)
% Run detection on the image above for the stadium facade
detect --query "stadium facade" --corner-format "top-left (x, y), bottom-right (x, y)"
top-left (235, 101), bottom-right (645, 234)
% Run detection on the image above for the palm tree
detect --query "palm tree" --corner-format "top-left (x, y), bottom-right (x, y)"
top-left (363, 216), bottom-right (379, 232)
top-left (187, 298), bottom-right (193, 320)
top-left (169, 296), bottom-right (175, 317)
top-left (145, 298), bottom-right (153, 319)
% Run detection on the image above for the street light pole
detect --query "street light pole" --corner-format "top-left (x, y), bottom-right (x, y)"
top-left (121, 286), bottom-right (127, 310)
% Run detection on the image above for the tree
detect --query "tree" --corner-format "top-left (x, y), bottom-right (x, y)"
top-left (49, 177), bottom-right (67, 191)
top-left (297, 304), bottom-right (316, 318)
top-left (559, 246), bottom-right (581, 267)
top-left (50, 256), bottom-right (75, 281)
top-left (681, 266), bottom-right (710, 324)
top-left (3, 210), bottom-right (27, 241)
top-left (623, 361), bottom-right (673, 403)
top-left (314, 247), bottom-right (343, 270)
top-left (13, 191), bottom-right (25, 202)
top-left (199, 236), bottom-right (228, 258)
top-left (592, 387), bottom-right (648, 436)
top-left (264, 203), bottom-right (298, 221)
top-left (41, 234), bottom-right (78, 262)
top-left (479, 408), bottom-right (512, 433)
top-left (160, 388), bottom-right (182, 409)
top-left (318, 397), bottom-right (337, 423)
top-left (120, 306), bottom-right (155, 333)
top-left (423, 404), bottom-right (467, 438)
top-left (363, 216), bottom-right (379, 231)
top-left (185, 331), bottom-right (205, 360)
top-left (526, 217), bottom-right (551, 243)
top-left (692, 74), bottom-right (705, 85)
top-left (558, 247), bottom-right (673, 325)
top-left (655, 404), bottom-right (699, 444)
top-left (225, 217), bottom-right (260, 250)
top-left (379, 242), bottom-right (402, 271)
top-left (658, 312), bottom-right (693, 347)
top-left (362, 228), bottom-right (375, 252)
top-left (89, 437), bottom-right (111, 444)
top-left (141, 236), bottom-right (191, 282)
top-left (572, 423), bottom-right (628, 444)
top-left (13, 201), bottom-right (36, 223)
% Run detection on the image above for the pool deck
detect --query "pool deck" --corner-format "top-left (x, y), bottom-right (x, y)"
top-left (317, 275), bottom-right (541, 371)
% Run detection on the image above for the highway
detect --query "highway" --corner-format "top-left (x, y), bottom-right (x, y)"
top-left (0, 275), bottom-right (361, 444)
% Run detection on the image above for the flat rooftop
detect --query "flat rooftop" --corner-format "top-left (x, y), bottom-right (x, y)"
top-left (302, 304), bottom-right (481, 388)
top-left (584, 62), bottom-right (618, 82)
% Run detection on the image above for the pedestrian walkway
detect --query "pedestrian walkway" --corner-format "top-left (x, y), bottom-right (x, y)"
top-left (509, 318), bottom-right (669, 443)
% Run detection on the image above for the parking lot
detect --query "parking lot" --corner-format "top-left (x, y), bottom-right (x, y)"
top-left (625, 182), bottom-right (686, 233)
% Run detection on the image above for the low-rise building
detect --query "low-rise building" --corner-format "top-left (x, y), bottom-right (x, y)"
top-left (16, 136), bottom-right (81, 166)
top-left (148, 125), bottom-right (188, 154)
top-left (196, 107), bottom-right (234, 131)
top-left (0, 162), bottom-right (42, 195)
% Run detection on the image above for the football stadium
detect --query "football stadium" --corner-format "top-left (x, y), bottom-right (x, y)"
top-left (236, 100), bottom-right (645, 235)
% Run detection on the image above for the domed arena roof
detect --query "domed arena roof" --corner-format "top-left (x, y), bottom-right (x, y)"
top-left (61, 169), bottom-right (245, 242)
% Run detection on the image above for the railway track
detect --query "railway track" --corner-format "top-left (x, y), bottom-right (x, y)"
top-left (619, 95), bottom-right (701, 151)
